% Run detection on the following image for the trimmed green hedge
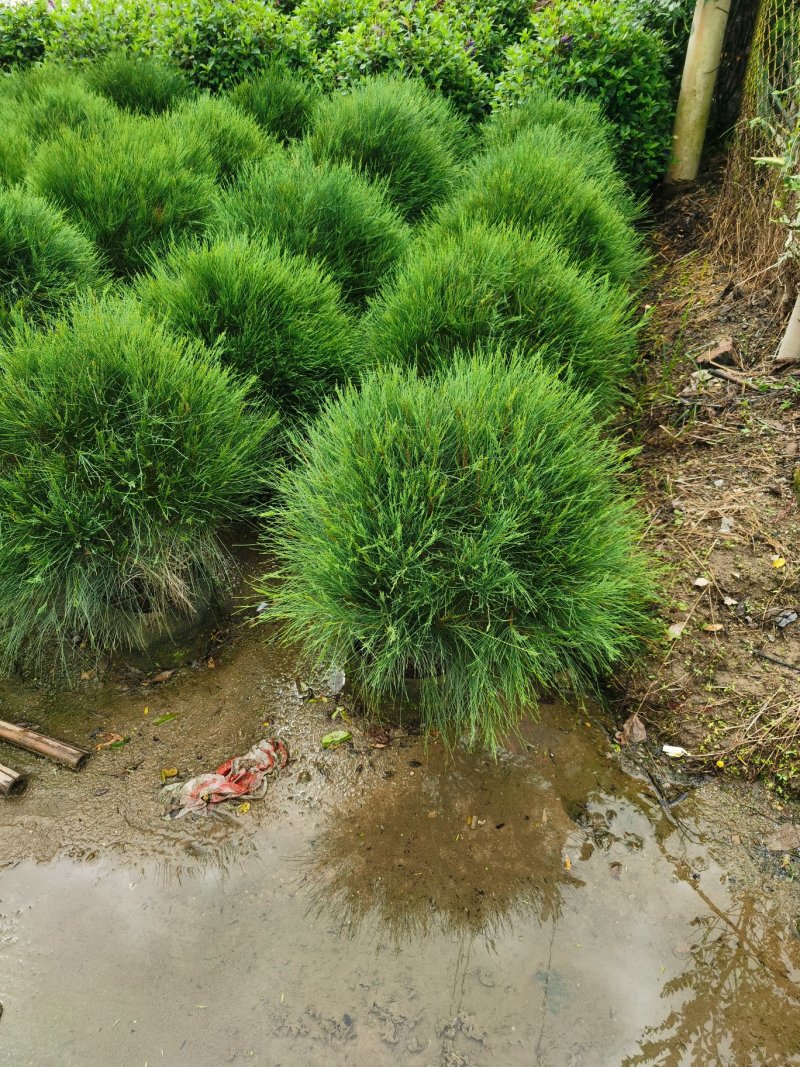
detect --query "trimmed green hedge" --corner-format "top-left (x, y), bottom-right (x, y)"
top-left (494, 0), bottom-right (674, 191)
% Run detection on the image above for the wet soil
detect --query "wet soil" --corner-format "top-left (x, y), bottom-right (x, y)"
top-left (2, 616), bottom-right (800, 1064)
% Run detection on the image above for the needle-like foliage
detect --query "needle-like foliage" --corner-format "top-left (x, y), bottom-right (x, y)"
top-left (362, 220), bottom-right (637, 411)
top-left (481, 89), bottom-right (613, 155)
top-left (0, 63), bottom-right (114, 143)
top-left (306, 74), bottom-right (470, 221)
top-left (214, 151), bottom-right (410, 305)
top-left (436, 127), bottom-right (646, 286)
top-left (136, 236), bottom-right (361, 416)
top-left (261, 350), bottom-right (658, 750)
top-left (228, 65), bottom-right (319, 143)
top-left (26, 113), bottom-right (216, 277)
top-left (0, 185), bottom-right (105, 333)
top-left (86, 52), bottom-right (193, 114)
top-left (163, 94), bottom-right (275, 185)
top-left (0, 295), bottom-right (277, 675)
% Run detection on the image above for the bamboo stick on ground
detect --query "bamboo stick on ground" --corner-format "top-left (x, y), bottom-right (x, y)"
top-left (776, 293), bottom-right (800, 364)
top-left (0, 720), bottom-right (89, 770)
top-left (0, 763), bottom-right (27, 796)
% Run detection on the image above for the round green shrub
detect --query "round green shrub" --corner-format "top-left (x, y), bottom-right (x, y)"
top-left (482, 88), bottom-right (613, 157)
top-left (86, 52), bottom-right (193, 114)
top-left (262, 350), bottom-right (657, 749)
top-left (0, 185), bottom-right (104, 333)
top-left (0, 64), bottom-right (114, 143)
top-left (436, 130), bottom-right (646, 286)
top-left (228, 65), bottom-right (319, 142)
top-left (494, 0), bottom-right (673, 191)
top-left (215, 152), bottom-right (411, 306)
top-left (26, 113), bottom-right (216, 277)
top-left (306, 75), bottom-right (470, 221)
top-left (362, 221), bottom-right (637, 411)
top-left (0, 294), bottom-right (277, 674)
top-left (476, 103), bottom-right (636, 223)
top-left (136, 236), bottom-right (360, 416)
top-left (164, 94), bottom-right (275, 185)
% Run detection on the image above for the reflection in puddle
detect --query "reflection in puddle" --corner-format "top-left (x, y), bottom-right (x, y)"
top-left (306, 744), bottom-right (582, 945)
top-left (1, 708), bottom-right (800, 1065)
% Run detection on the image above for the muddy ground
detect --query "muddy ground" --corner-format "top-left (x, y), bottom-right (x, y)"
top-left (2, 178), bottom-right (800, 1065)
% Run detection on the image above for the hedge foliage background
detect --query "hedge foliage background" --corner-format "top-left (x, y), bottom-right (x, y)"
top-left (0, 0), bottom-right (687, 190)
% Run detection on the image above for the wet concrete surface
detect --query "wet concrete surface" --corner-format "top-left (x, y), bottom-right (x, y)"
top-left (1, 628), bottom-right (800, 1065)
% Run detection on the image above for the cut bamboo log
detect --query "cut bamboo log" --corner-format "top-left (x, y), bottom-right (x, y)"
top-left (0, 720), bottom-right (89, 770)
top-left (0, 762), bottom-right (27, 797)
top-left (666, 0), bottom-right (731, 183)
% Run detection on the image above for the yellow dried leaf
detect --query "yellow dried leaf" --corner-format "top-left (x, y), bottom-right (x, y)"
top-left (237, 801), bottom-right (251, 814)
top-left (160, 767), bottom-right (178, 783)
top-left (773, 557), bottom-right (787, 569)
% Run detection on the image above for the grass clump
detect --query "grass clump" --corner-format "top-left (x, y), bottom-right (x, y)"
top-left (362, 221), bottom-right (637, 411)
top-left (86, 52), bottom-right (193, 114)
top-left (481, 88), bottom-right (614, 159)
top-left (215, 152), bottom-right (410, 306)
top-left (436, 128), bottom-right (645, 286)
top-left (0, 294), bottom-right (276, 675)
top-left (165, 94), bottom-right (275, 184)
top-left (0, 63), bottom-right (114, 143)
top-left (228, 65), bottom-right (319, 142)
top-left (262, 350), bottom-right (658, 750)
top-left (0, 185), bottom-right (104, 333)
top-left (136, 236), bottom-right (360, 416)
top-left (27, 113), bottom-right (215, 277)
top-left (0, 126), bottom-right (32, 187)
top-left (306, 75), bottom-right (470, 221)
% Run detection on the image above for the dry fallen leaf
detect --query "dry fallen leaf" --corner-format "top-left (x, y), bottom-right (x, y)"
top-left (142, 669), bottom-right (175, 687)
top-left (703, 623), bottom-right (725, 633)
top-left (667, 621), bottom-right (687, 640)
top-left (692, 577), bottom-right (710, 589)
top-left (619, 712), bottom-right (647, 745)
top-left (609, 861), bottom-right (622, 881)
top-left (772, 556), bottom-right (787, 569)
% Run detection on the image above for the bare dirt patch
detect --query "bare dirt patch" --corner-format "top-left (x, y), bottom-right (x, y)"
top-left (623, 177), bottom-right (800, 797)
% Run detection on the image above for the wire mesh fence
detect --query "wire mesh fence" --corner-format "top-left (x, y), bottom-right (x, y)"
top-left (713, 0), bottom-right (799, 300)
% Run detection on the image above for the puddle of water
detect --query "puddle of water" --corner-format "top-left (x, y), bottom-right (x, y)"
top-left (2, 711), bottom-right (800, 1066)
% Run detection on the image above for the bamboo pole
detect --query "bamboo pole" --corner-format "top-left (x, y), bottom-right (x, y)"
top-left (0, 720), bottom-right (89, 770)
top-left (666, 0), bottom-right (732, 183)
top-left (0, 763), bottom-right (27, 797)
top-left (776, 293), bottom-right (800, 363)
